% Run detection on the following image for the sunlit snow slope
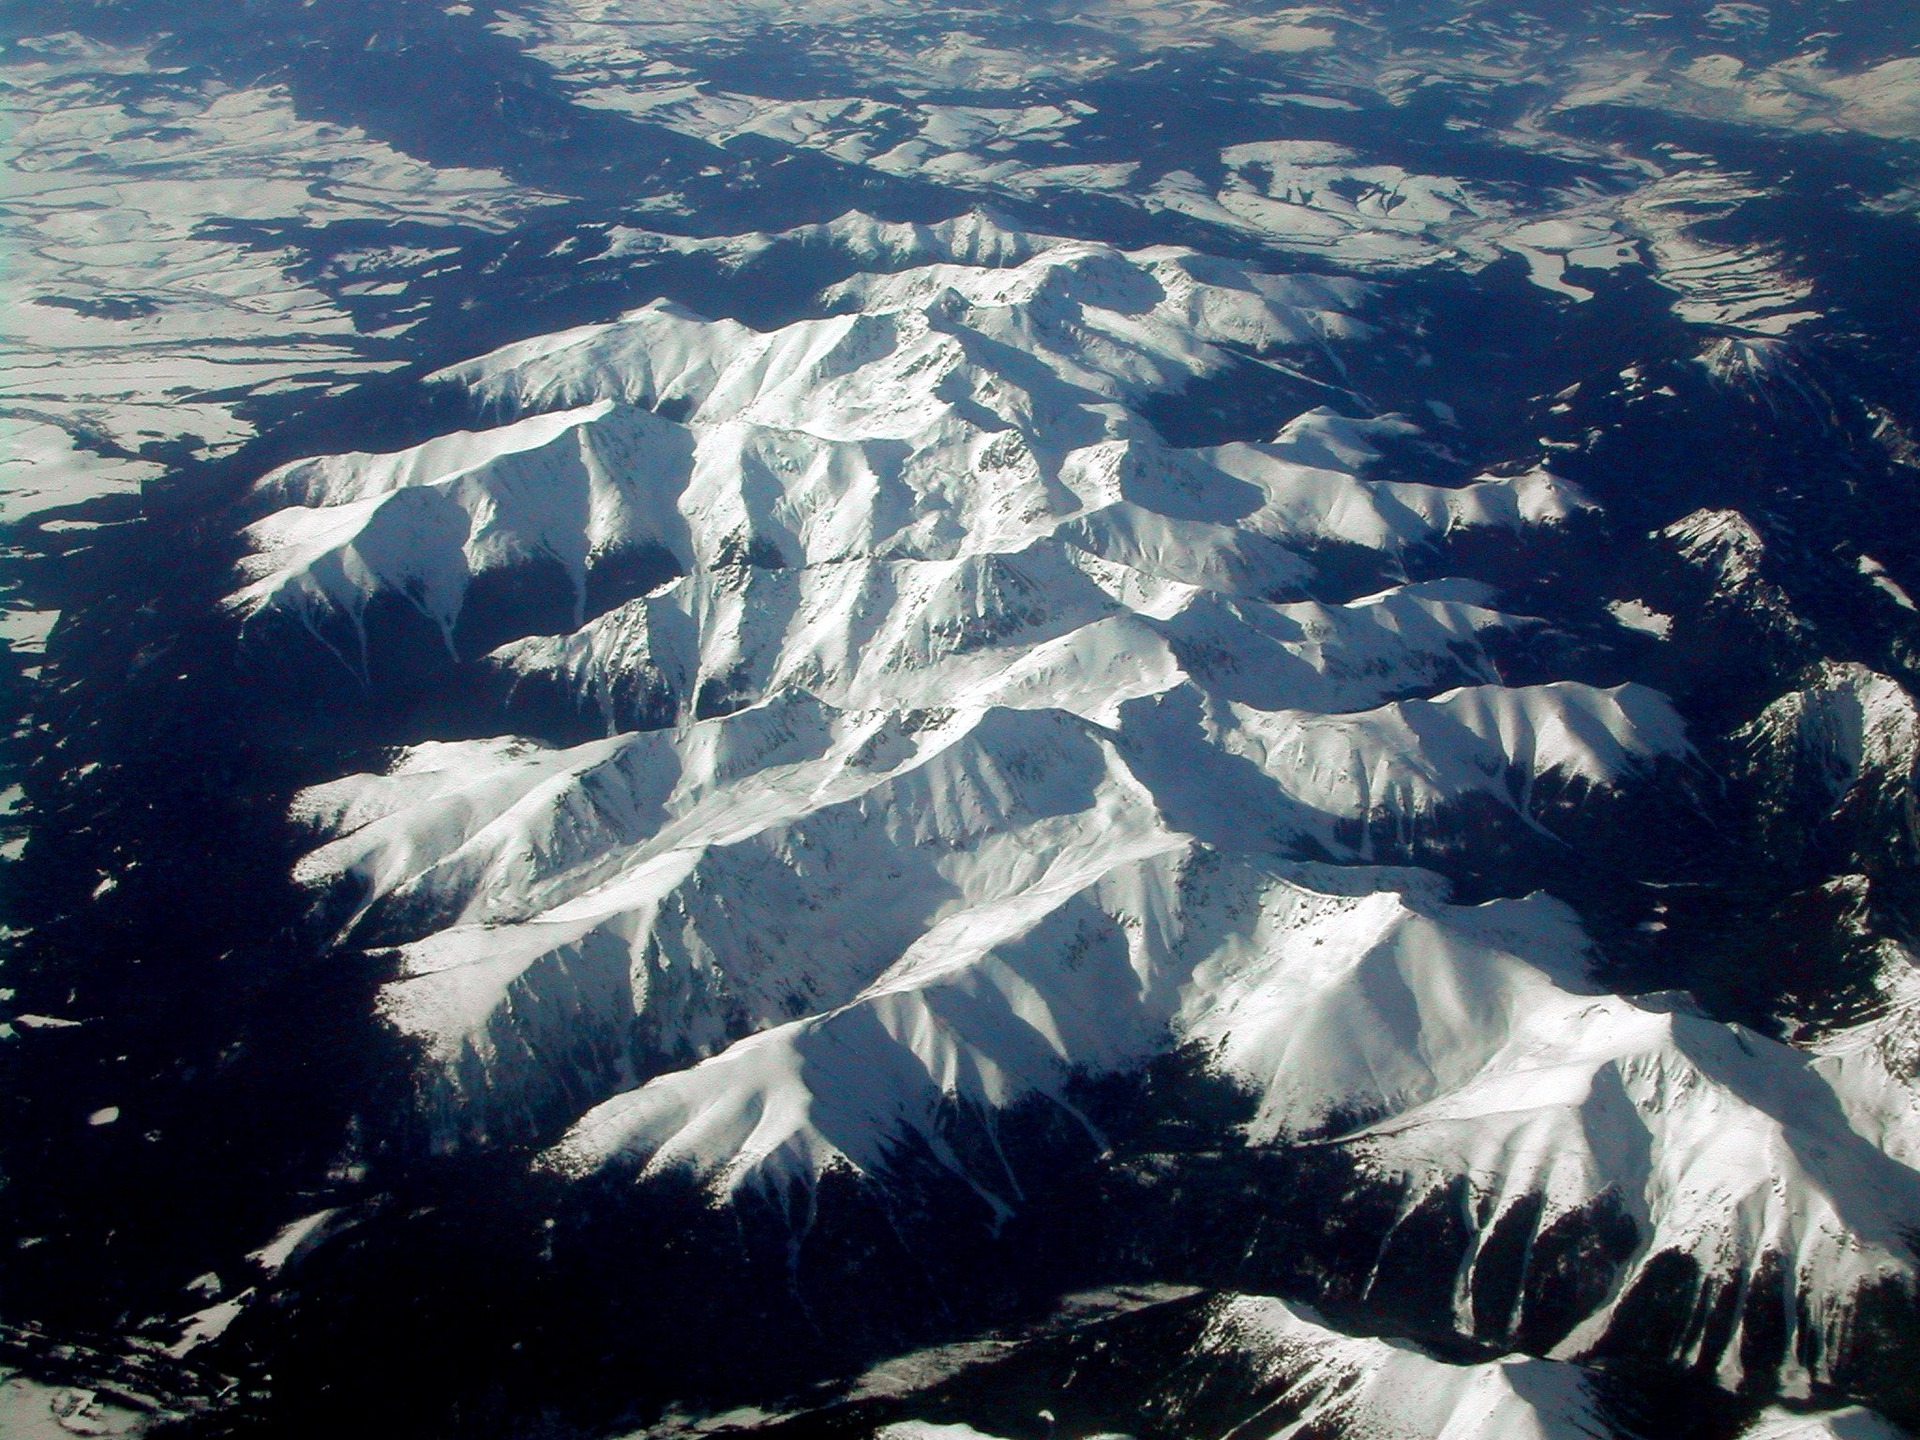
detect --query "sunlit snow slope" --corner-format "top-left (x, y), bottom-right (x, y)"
top-left (237, 220), bottom-right (1920, 1409)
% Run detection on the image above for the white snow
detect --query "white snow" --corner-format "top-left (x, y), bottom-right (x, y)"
top-left (540, 842), bottom-right (1920, 1395)
top-left (1857, 555), bottom-right (1917, 612)
top-left (260, 225), bottom-right (1622, 1156)
top-left (1561, 48), bottom-right (1920, 143)
top-left (1740, 1404), bottom-right (1912, 1440)
top-left (1208, 679), bottom-right (1689, 851)
top-left (0, 35), bottom-right (558, 497)
top-left (1623, 170), bottom-right (1819, 334)
top-left (491, 1), bottom-right (1861, 345)
top-left (166, 1293), bottom-right (250, 1357)
top-left (0, 32), bottom-right (565, 675)
top-left (1143, 141), bottom-right (1646, 291)
top-left (1191, 1294), bottom-right (1608, 1440)
top-left (1738, 662), bottom-right (1920, 816)
top-left (1607, 598), bottom-right (1673, 638)
top-left (877, 1426), bottom-right (1008, 1440)
top-left (1664, 507), bottom-right (1767, 575)
top-left (1814, 948), bottom-right (1920, 1173)
top-left (247, 1208), bottom-right (346, 1277)
top-left (0, 1375), bottom-right (151, 1439)
top-left (603, 208), bottom-right (1067, 273)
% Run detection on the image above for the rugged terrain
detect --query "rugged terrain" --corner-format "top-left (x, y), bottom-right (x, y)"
top-left (5, 3), bottom-right (1920, 1438)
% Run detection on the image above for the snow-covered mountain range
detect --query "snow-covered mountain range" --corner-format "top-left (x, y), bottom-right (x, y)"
top-left (215, 215), bottom-right (1920, 1431)
top-left (8, 4), bottom-right (1920, 1438)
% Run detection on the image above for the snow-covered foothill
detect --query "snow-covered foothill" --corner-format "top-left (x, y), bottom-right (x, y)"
top-left (1738, 663), bottom-right (1920, 841)
top-left (1739, 1403), bottom-right (1913, 1440)
top-left (1812, 942), bottom-right (1920, 1174)
top-left (1204, 678), bottom-right (1690, 848)
top-left (306, 699), bottom-right (1180, 1146)
top-left (1655, 507), bottom-right (1809, 646)
top-left (1175, 1293), bottom-right (1610, 1440)
top-left (435, 241), bottom-right (1371, 421)
top-left (480, 561), bottom-right (1528, 737)
top-left (602, 207), bottom-right (1068, 273)
top-left (877, 1425), bottom-right (1008, 1440)
top-left (1663, 506), bottom-right (1770, 585)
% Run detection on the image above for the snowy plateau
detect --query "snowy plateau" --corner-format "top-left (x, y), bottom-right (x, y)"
top-left (7, 3), bottom-right (1920, 1440)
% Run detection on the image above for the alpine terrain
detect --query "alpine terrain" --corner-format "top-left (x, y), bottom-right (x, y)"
top-left (4, 2), bottom-right (1920, 1438)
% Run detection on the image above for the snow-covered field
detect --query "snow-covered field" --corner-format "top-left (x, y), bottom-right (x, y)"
top-left (0, 33), bottom-right (556, 521)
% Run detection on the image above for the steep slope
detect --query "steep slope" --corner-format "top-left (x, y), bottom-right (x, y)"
top-left (1133, 1293), bottom-right (1611, 1440)
top-left (1738, 662), bottom-right (1920, 876)
top-left (485, 571), bottom-right (1523, 736)
top-left (295, 668), bottom-right (1679, 1140)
